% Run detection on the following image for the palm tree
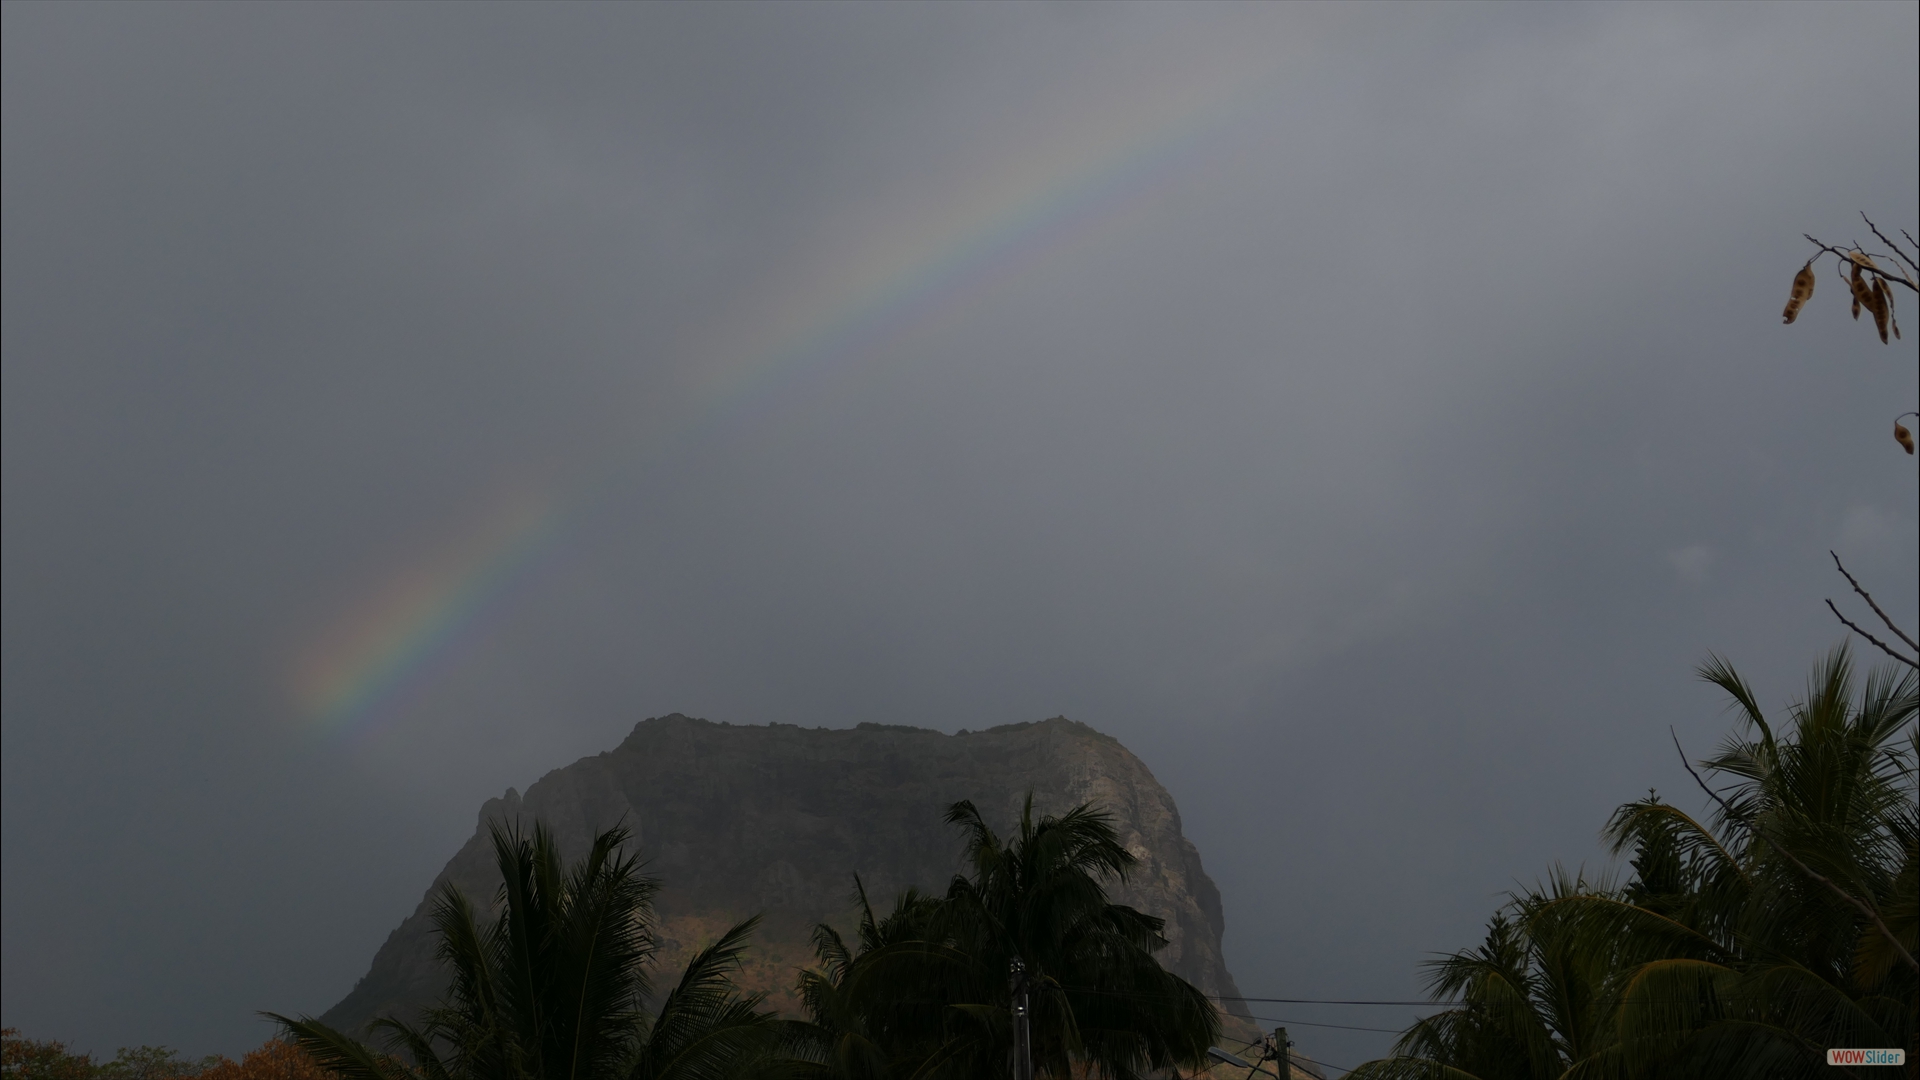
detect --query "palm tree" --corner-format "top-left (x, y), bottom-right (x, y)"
top-left (792, 795), bottom-right (1219, 1079)
top-left (1351, 645), bottom-right (1917, 1079)
top-left (1345, 870), bottom-right (1622, 1080)
top-left (787, 880), bottom-right (942, 1080)
top-left (270, 820), bottom-right (782, 1080)
top-left (1588, 646), bottom-right (1916, 1077)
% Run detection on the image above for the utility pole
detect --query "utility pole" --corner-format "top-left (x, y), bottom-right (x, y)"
top-left (1010, 958), bottom-right (1033, 1080)
top-left (1272, 1027), bottom-right (1291, 1080)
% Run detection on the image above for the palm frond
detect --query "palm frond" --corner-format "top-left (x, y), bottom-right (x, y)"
top-left (1696, 653), bottom-right (1775, 754)
top-left (264, 1014), bottom-right (410, 1080)
top-left (630, 917), bottom-right (774, 1080)
top-left (367, 1019), bottom-right (453, 1080)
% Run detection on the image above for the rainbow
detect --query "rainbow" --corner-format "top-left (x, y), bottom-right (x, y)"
top-left (293, 488), bottom-right (559, 734)
top-left (295, 48), bottom-right (1286, 739)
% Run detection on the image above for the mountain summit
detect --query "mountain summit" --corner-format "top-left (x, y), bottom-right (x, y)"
top-left (322, 714), bottom-right (1249, 1032)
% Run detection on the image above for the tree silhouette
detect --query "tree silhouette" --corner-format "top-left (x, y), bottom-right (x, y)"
top-left (270, 821), bottom-right (783, 1080)
top-left (790, 796), bottom-right (1219, 1079)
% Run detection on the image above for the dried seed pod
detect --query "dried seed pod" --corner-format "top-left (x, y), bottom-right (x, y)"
top-left (1850, 272), bottom-right (1876, 322)
top-left (1896, 422), bottom-right (1915, 455)
top-left (1870, 278), bottom-right (1891, 343)
top-left (1782, 263), bottom-right (1815, 323)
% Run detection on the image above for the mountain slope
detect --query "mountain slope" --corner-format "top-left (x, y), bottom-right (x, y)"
top-left (321, 715), bottom-right (1249, 1033)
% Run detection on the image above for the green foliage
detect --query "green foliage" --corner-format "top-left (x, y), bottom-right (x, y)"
top-left (270, 821), bottom-right (783, 1080)
top-left (1352, 645), bottom-right (1917, 1080)
top-left (788, 795), bottom-right (1220, 1079)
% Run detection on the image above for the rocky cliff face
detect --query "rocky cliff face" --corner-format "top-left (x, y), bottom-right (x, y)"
top-left (322, 715), bottom-right (1248, 1034)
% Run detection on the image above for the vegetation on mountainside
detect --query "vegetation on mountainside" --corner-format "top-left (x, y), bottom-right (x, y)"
top-left (786, 796), bottom-right (1219, 1079)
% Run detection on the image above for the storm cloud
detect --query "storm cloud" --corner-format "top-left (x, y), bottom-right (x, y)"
top-left (4, 3), bottom-right (1915, 1069)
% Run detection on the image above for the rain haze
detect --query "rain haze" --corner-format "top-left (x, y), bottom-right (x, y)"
top-left (3, 2), bottom-right (1916, 1071)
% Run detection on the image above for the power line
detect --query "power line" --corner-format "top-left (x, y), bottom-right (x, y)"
top-left (1223, 996), bottom-right (1444, 1006)
top-left (1224, 994), bottom-right (1678, 1009)
top-left (1063, 984), bottom-right (1549, 1009)
top-left (1057, 984), bottom-right (1431, 1006)
top-left (1243, 1014), bottom-right (1408, 1035)
top-left (1215, 1034), bottom-right (1361, 1078)
top-left (876, 980), bottom-right (1608, 1013)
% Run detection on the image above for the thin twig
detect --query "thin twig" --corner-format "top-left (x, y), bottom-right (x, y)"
top-left (1676, 729), bottom-right (1748, 836)
top-left (1671, 730), bottom-right (1919, 974)
top-left (1831, 551), bottom-right (1920, 653)
top-left (1860, 213), bottom-right (1919, 275)
top-left (1824, 601), bottom-right (1919, 669)
top-left (1804, 235), bottom-right (1919, 293)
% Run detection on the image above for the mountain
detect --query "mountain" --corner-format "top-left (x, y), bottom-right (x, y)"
top-left (320, 714), bottom-right (1251, 1035)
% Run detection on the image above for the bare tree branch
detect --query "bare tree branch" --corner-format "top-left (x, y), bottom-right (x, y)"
top-left (1824, 600), bottom-right (1920, 670)
top-left (1671, 730), bottom-right (1919, 974)
top-left (1830, 551), bottom-right (1920, 653)
top-left (1804, 235), bottom-right (1919, 292)
top-left (1861, 213), bottom-right (1920, 275)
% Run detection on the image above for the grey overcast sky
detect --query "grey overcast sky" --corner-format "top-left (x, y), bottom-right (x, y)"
top-left (4, 1), bottom-right (1915, 1070)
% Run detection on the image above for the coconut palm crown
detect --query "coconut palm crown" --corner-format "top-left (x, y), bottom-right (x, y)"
top-left (790, 795), bottom-right (1219, 1080)
top-left (1350, 645), bottom-right (1916, 1080)
top-left (270, 820), bottom-right (782, 1080)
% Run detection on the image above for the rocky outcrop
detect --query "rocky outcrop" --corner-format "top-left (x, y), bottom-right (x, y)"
top-left (322, 715), bottom-right (1249, 1034)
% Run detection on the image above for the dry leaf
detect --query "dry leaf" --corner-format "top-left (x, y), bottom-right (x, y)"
top-left (1896, 422), bottom-right (1915, 455)
top-left (1782, 263), bottom-right (1815, 323)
